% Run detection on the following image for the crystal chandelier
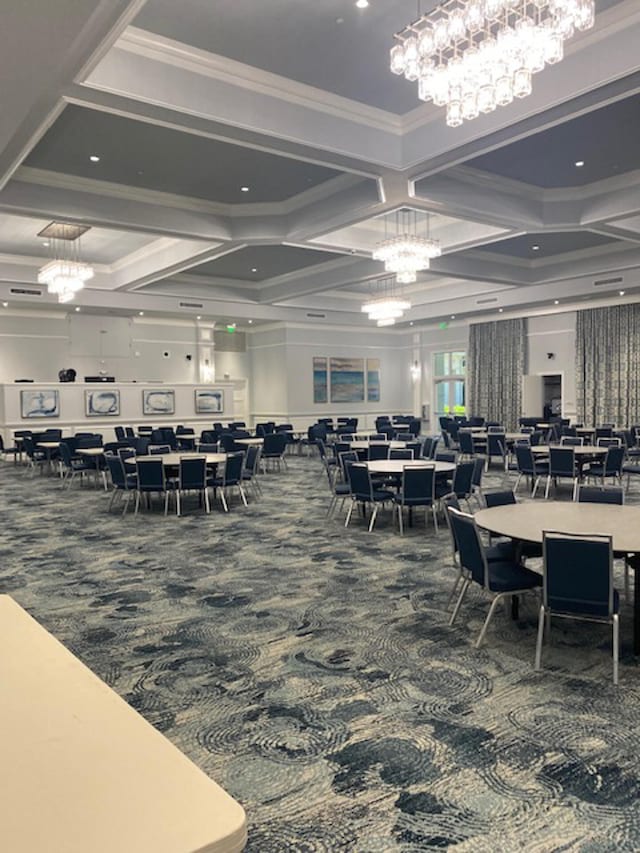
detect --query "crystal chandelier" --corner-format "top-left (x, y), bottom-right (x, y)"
top-left (373, 209), bottom-right (441, 284)
top-left (362, 277), bottom-right (412, 327)
top-left (37, 222), bottom-right (94, 304)
top-left (389, 0), bottom-right (595, 127)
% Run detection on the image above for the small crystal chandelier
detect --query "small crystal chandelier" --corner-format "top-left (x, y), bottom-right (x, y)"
top-left (373, 209), bottom-right (441, 284)
top-left (362, 276), bottom-right (412, 327)
top-left (37, 222), bottom-right (94, 304)
top-left (389, 0), bottom-right (595, 127)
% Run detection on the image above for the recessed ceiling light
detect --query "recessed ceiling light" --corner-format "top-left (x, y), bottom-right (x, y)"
top-left (498, 308), bottom-right (504, 313)
top-left (451, 315), bottom-right (456, 319)
top-left (196, 315), bottom-right (201, 320)
top-left (251, 267), bottom-right (258, 273)
top-left (2, 302), bottom-right (8, 308)
top-left (240, 186), bottom-right (250, 193)
top-left (248, 319), bottom-right (253, 324)
top-left (75, 306), bottom-right (80, 312)
top-left (89, 155), bottom-right (100, 163)
top-left (575, 160), bottom-right (585, 168)
top-left (138, 311), bottom-right (144, 316)
top-left (356, 0), bottom-right (369, 7)
top-left (409, 321), bottom-right (414, 326)
top-left (554, 300), bottom-right (559, 305)
top-left (620, 290), bottom-right (625, 296)
top-left (531, 245), bottom-right (540, 251)
top-left (336, 17), bottom-right (344, 24)
top-left (42, 241), bottom-right (49, 247)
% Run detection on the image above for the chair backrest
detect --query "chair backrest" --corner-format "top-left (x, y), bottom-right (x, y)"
top-left (487, 433), bottom-right (506, 455)
top-left (400, 465), bottom-right (435, 503)
top-left (484, 489), bottom-right (516, 508)
top-left (390, 448), bottom-right (413, 460)
top-left (222, 452), bottom-right (244, 485)
top-left (179, 456), bottom-right (206, 489)
top-left (595, 427), bottom-right (613, 439)
top-left (395, 432), bottom-right (412, 441)
top-left (149, 445), bottom-right (171, 455)
top-left (136, 458), bottom-right (165, 489)
top-left (515, 444), bottom-right (535, 474)
top-left (348, 463), bottom-right (373, 502)
top-left (487, 425), bottom-right (504, 433)
top-left (549, 447), bottom-right (575, 476)
top-left (115, 426), bottom-right (125, 441)
top-left (264, 432), bottom-right (286, 455)
top-left (471, 456), bottom-right (484, 488)
top-left (435, 451), bottom-right (456, 463)
top-left (198, 442), bottom-right (219, 453)
top-left (76, 435), bottom-right (103, 448)
top-left (118, 448), bottom-right (136, 461)
top-left (58, 442), bottom-right (74, 468)
top-left (133, 437), bottom-right (150, 455)
top-left (452, 461), bottom-right (475, 497)
top-left (106, 455), bottom-right (127, 488)
top-left (368, 443), bottom-right (390, 461)
top-left (597, 437), bottom-right (622, 447)
top-left (220, 434), bottom-right (237, 453)
top-left (124, 426), bottom-right (135, 437)
top-left (542, 531), bottom-right (614, 617)
top-left (447, 507), bottom-right (487, 587)
top-left (560, 436), bottom-right (583, 446)
top-left (576, 485), bottom-right (623, 505)
top-left (530, 430), bottom-right (544, 446)
top-left (422, 436), bottom-right (438, 459)
top-left (459, 432), bottom-right (474, 454)
top-left (338, 451), bottom-right (359, 482)
top-left (603, 445), bottom-right (625, 475)
top-left (440, 430), bottom-right (451, 449)
top-left (561, 426), bottom-right (577, 437)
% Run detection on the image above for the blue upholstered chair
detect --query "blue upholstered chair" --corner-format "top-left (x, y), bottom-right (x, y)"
top-left (134, 459), bottom-right (169, 515)
top-left (105, 455), bottom-right (136, 515)
top-left (175, 456), bottom-right (209, 516)
top-left (535, 532), bottom-right (619, 684)
top-left (447, 507), bottom-right (542, 648)
top-left (345, 463), bottom-right (394, 532)
top-left (545, 447), bottom-right (578, 499)
top-left (393, 464), bottom-right (438, 534)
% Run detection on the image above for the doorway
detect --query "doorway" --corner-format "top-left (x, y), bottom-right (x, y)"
top-left (542, 374), bottom-right (562, 420)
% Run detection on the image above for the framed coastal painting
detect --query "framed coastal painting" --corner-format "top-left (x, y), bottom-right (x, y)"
top-left (366, 358), bottom-right (380, 402)
top-left (330, 357), bottom-right (365, 404)
top-left (195, 388), bottom-right (224, 414)
top-left (142, 389), bottom-right (175, 415)
top-left (85, 388), bottom-right (120, 417)
top-left (313, 357), bottom-right (328, 404)
top-left (21, 389), bottom-right (60, 419)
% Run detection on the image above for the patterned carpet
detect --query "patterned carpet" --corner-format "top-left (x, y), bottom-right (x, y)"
top-left (2, 453), bottom-right (640, 851)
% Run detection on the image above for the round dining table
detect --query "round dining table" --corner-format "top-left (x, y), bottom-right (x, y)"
top-left (234, 438), bottom-right (263, 447)
top-left (364, 459), bottom-right (455, 476)
top-left (135, 452), bottom-right (228, 467)
top-left (475, 501), bottom-right (640, 654)
top-left (531, 444), bottom-right (607, 457)
top-left (344, 440), bottom-right (412, 450)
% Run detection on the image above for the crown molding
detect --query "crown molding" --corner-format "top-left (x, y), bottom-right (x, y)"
top-left (119, 27), bottom-right (405, 135)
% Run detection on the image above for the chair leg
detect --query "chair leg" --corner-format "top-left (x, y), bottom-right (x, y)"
top-left (446, 572), bottom-right (462, 610)
top-left (534, 603), bottom-right (546, 671)
top-left (204, 488), bottom-right (210, 513)
top-left (544, 476), bottom-right (551, 499)
top-left (239, 485), bottom-right (248, 506)
top-left (134, 491), bottom-right (141, 515)
top-left (108, 488), bottom-right (118, 511)
top-left (164, 490), bottom-right (170, 516)
top-left (613, 613), bottom-right (619, 685)
top-left (176, 490), bottom-right (181, 517)
top-left (432, 505), bottom-right (439, 532)
top-left (345, 501), bottom-right (354, 527)
top-left (220, 489), bottom-right (228, 512)
top-left (368, 505), bottom-right (378, 532)
top-left (475, 594), bottom-right (504, 648)
top-left (449, 578), bottom-right (470, 626)
top-left (397, 505), bottom-right (404, 535)
top-left (514, 473), bottom-right (522, 493)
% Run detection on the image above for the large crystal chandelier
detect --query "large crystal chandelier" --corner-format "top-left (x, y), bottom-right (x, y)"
top-left (389, 0), bottom-right (595, 127)
top-left (362, 277), bottom-right (412, 327)
top-left (37, 222), bottom-right (94, 304)
top-left (373, 209), bottom-right (441, 284)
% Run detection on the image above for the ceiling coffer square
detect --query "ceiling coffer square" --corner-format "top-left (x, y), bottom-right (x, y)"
top-left (37, 222), bottom-right (91, 241)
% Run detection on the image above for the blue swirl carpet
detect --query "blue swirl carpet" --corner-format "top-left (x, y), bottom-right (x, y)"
top-left (1, 455), bottom-right (640, 851)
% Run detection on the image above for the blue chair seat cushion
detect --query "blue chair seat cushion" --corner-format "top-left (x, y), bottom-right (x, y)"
top-left (356, 489), bottom-right (394, 503)
top-left (487, 560), bottom-right (542, 593)
top-left (623, 464), bottom-right (640, 474)
top-left (486, 541), bottom-right (517, 562)
top-left (334, 484), bottom-right (350, 496)
top-left (393, 495), bottom-right (434, 507)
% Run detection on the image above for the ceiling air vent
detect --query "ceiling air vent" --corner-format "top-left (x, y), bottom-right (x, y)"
top-left (10, 287), bottom-right (42, 296)
top-left (476, 297), bottom-right (498, 305)
top-left (593, 276), bottom-right (623, 287)
top-left (179, 301), bottom-right (204, 308)
top-left (306, 312), bottom-right (326, 318)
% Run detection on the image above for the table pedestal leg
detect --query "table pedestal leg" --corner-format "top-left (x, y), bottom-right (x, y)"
top-left (629, 554), bottom-right (640, 655)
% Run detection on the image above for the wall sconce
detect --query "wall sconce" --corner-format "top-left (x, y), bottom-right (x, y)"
top-left (410, 360), bottom-right (421, 381)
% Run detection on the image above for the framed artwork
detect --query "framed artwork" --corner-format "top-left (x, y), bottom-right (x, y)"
top-left (330, 357), bottom-right (365, 403)
top-left (142, 389), bottom-right (175, 415)
top-left (21, 389), bottom-right (60, 419)
top-left (195, 388), bottom-right (224, 414)
top-left (85, 389), bottom-right (120, 417)
top-left (313, 357), bottom-right (328, 404)
top-left (367, 358), bottom-right (380, 403)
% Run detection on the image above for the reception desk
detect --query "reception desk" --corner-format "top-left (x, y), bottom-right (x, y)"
top-left (0, 596), bottom-right (247, 853)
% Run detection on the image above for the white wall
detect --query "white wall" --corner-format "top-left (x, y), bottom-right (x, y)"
top-left (525, 312), bottom-right (577, 421)
top-left (248, 324), bottom-right (414, 430)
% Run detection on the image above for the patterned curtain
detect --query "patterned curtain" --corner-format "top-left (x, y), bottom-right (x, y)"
top-left (467, 318), bottom-right (526, 430)
top-left (576, 304), bottom-right (640, 427)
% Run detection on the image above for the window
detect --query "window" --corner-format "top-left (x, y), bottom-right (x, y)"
top-left (433, 350), bottom-right (466, 421)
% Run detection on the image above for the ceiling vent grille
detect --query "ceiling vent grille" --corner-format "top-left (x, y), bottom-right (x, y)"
top-left (593, 276), bottom-right (623, 287)
top-left (306, 312), bottom-right (326, 318)
top-left (10, 287), bottom-right (43, 296)
top-left (476, 297), bottom-right (498, 305)
top-left (179, 301), bottom-right (204, 308)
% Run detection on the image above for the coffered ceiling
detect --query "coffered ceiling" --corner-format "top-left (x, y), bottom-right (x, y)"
top-left (1, 0), bottom-right (640, 330)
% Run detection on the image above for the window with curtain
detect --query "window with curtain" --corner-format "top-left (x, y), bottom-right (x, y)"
top-left (433, 351), bottom-right (466, 422)
top-left (467, 318), bottom-right (526, 429)
top-left (576, 304), bottom-right (640, 427)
